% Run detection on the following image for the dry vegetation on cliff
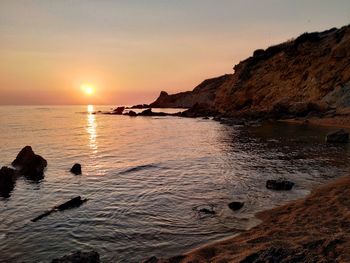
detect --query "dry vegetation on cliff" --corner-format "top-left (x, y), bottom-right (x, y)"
top-left (150, 25), bottom-right (350, 123)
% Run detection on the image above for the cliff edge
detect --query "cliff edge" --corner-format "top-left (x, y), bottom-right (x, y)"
top-left (149, 24), bottom-right (350, 120)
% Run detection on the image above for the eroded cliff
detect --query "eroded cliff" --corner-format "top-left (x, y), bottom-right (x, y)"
top-left (215, 25), bottom-right (350, 117)
top-left (150, 24), bottom-right (350, 119)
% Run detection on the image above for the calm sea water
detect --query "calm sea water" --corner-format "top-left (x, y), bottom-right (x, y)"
top-left (0, 105), bottom-right (349, 262)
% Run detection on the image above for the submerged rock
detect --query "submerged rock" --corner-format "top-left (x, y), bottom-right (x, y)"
top-left (266, 179), bottom-right (294, 191)
top-left (32, 196), bottom-right (88, 222)
top-left (0, 166), bottom-right (16, 198)
top-left (12, 146), bottom-right (47, 180)
top-left (70, 163), bottom-right (82, 175)
top-left (326, 129), bottom-right (349, 143)
top-left (56, 196), bottom-right (87, 211)
top-left (51, 250), bottom-right (100, 263)
top-left (228, 201), bottom-right (244, 211)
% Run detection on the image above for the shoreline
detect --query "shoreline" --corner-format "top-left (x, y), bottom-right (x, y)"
top-left (280, 115), bottom-right (350, 129)
top-left (159, 175), bottom-right (350, 262)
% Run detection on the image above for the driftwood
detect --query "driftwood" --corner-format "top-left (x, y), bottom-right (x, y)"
top-left (31, 196), bottom-right (87, 222)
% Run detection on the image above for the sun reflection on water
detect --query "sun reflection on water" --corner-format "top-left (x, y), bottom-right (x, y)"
top-left (86, 105), bottom-right (98, 153)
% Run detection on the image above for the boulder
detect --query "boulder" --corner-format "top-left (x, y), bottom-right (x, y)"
top-left (12, 146), bottom-right (47, 180)
top-left (112, 106), bottom-right (125, 115)
top-left (51, 250), bottom-right (100, 263)
top-left (70, 163), bottom-right (82, 175)
top-left (266, 179), bottom-right (294, 191)
top-left (326, 129), bottom-right (349, 143)
top-left (139, 108), bottom-right (153, 116)
top-left (228, 201), bottom-right (244, 211)
top-left (288, 102), bottom-right (310, 117)
top-left (127, 110), bottom-right (137, 117)
top-left (0, 166), bottom-right (16, 198)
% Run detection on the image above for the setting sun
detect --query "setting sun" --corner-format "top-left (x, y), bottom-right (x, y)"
top-left (81, 84), bottom-right (95, 96)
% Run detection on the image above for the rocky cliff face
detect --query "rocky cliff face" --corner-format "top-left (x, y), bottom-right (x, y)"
top-left (214, 25), bottom-right (350, 117)
top-left (150, 25), bottom-right (350, 118)
top-left (149, 74), bottom-right (232, 108)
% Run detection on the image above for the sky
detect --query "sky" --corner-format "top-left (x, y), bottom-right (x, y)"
top-left (0, 0), bottom-right (349, 105)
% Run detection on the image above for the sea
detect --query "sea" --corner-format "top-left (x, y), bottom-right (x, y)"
top-left (0, 105), bottom-right (349, 262)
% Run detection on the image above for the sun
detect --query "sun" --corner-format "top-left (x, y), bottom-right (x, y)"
top-left (81, 84), bottom-right (95, 96)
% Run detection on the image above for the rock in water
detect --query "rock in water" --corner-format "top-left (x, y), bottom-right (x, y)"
top-left (70, 163), bottom-right (82, 175)
top-left (266, 179), bottom-right (294, 191)
top-left (138, 108), bottom-right (168, 116)
top-left (0, 166), bottom-right (16, 198)
top-left (127, 110), bottom-right (137, 117)
top-left (51, 250), bottom-right (100, 263)
top-left (11, 146), bottom-right (47, 180)
top-left (112, 106), bottom-right (125, 114)
top-left (139, 108), bottom-right (153, 116)
top-left (56, 196), bottom-right (87, 211)
top-left (31, 196), bottom-right (88, 222)
top-left (326, 129), bottom-right (349, 143)
top-left (228, 201), bottom-right (244, 211)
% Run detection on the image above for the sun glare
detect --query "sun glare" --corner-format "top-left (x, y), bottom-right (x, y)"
top-left (81, 84), bottom-right (95, 96)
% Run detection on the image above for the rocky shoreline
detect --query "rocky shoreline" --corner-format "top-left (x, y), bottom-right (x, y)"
top-left (150, 175), bottom-right (350, 263)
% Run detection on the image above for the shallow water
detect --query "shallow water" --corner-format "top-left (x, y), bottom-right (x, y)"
top-left (0, 105), bottom-right (349, 262)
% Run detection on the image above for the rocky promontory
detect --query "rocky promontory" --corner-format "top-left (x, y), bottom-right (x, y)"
top-left (147, 25), bottom-right (350, 123)
top-left (149, 74), bottom-right (233, 108)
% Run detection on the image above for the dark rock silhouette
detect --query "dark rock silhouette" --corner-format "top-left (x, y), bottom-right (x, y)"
top-left (145, 25), bottom-right (350, 120)
top-left (0, 166), bottom-right (16, 198)
top-left (56, 196), bottom-right (87, 211)
top-left (51, 250), bottom-right (99, 263)
top-left (266, 179), bottom-right (294, 191)
top-left (127, 110), bottom-right (137, 117)
top-left (130, 104), bottom-right (149, 109)
top-left (149, 74), bottom-right (232, 108)
top-left (12, 146), bottom-right (47, 180)
top-left (180, 103), bottom-right (218, 118)
top-left (228, 201), bottom-right (244, 211)
top-left (70, 163), bottom-right (82, 175)
top-left (139, 108), bottom-right (168, 116)
top-left (326, 129), bottom-right (349, 143)
top-left (31, 196), bottom-right (88, 222)
top-left (112, 106), bottom-right (125, 115)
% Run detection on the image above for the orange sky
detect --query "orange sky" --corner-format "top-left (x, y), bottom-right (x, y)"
top-left (1, 1), bottom-right (349, 105)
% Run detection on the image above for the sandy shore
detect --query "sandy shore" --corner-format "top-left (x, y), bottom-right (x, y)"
top-left (159, 176), bottom-right (350, 263)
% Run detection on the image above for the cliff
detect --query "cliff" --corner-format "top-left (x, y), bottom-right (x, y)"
top-left (150, 24), bottom-right (350, 119)
top-left (149, 74), bottom-right (233, 108)
top-left (214, 25), bottom-right (350, 117)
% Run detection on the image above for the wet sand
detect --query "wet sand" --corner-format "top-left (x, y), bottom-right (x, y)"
top-left (161, 176), bottom-right (350, 262)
